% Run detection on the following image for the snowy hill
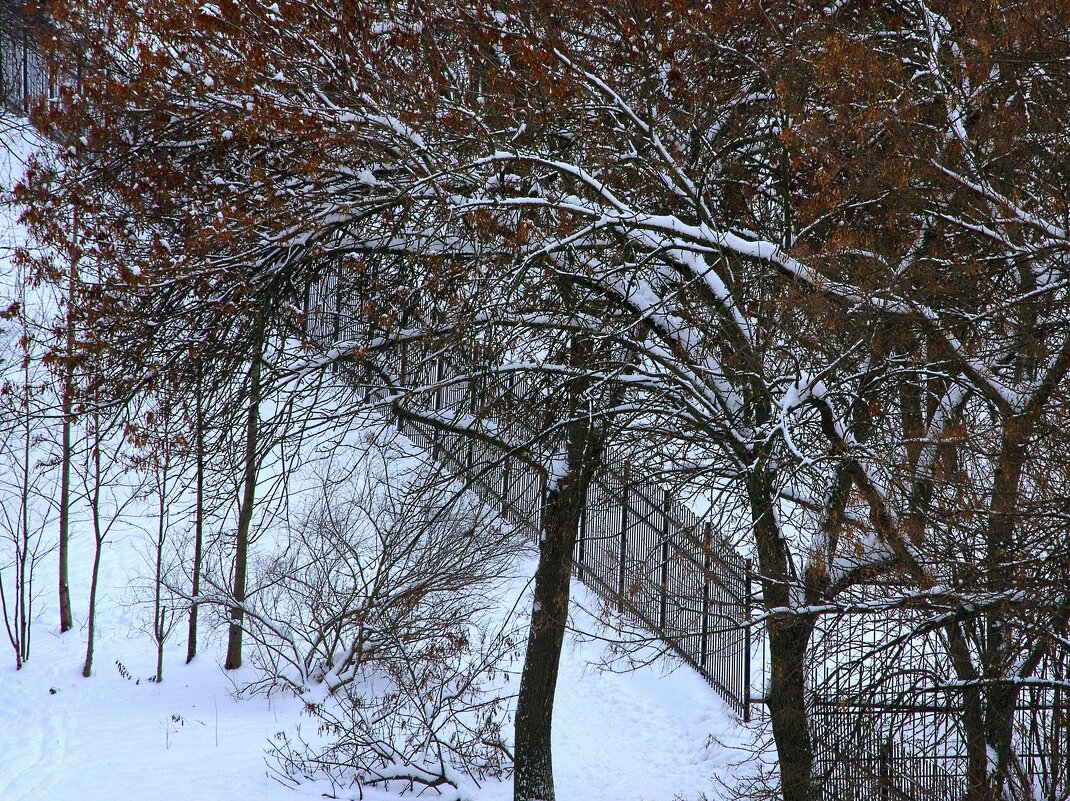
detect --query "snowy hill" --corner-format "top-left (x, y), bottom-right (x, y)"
top-left (0, 114), bottom-right (747, 801)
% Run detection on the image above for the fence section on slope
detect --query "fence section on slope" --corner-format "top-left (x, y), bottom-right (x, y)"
top-left (302, 275), bottom-right (756, 719)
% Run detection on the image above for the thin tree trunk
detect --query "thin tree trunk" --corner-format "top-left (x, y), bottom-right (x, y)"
top-left (82, 543), bottom-right (102, 677)
top-left (153, 439), bottom-right (169, 682)
top-left (225, 339), bottom-right (262, 671)
top-left (82, 410), bottom-right (104, 678)
top-left (186, 373), bottom-right (205, 664)
top-left (57, 246), bottom-right (76, 633)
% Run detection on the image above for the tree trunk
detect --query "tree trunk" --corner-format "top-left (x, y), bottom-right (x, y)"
top-left (225, 340), bottom-right (262, 670)
top-left (514, 329), bottom-right (605, 801)
top-left (152, 436), bottom-right (170, 682)
top-left (57, 226), bottom-right (76, 634)
top-left (748, 468), bottom-right (816, 801)
top-left (186, 373), bottom-right (205, 664)
top-left (82, 536), bottom-right (103, 677)
top-left (82, 410), bottom-right (104, 678)
top-left (513, 430), bottom-right (596, 801)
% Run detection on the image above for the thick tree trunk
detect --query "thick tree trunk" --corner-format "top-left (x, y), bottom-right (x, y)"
top-left (225, 342), bottom-right (262, 670)
top-left (513, 483), bottom-right (578, 801)
top-left (748, 469), bottom-right (816, 801)
top-left (514, 332), bottom-right (604, 801)
top-left (768, 618), bottom-right (815, 801)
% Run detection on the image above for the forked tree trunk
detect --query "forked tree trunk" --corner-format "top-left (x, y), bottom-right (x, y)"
top-left (225, 338), bottom-right (262, 670)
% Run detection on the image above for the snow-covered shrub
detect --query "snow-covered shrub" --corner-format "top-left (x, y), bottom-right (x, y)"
top-left (270, 622), bottom-right (517, 796)
top-left (248, 435), bottom-right (523, 793)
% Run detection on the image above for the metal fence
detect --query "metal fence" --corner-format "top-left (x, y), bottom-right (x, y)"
top-left (302, 271), bottom-right (756, 718)
top-left (808, 586), bottom-right (1070, 801)
top-left (0, 7), bottom-right (52, 113)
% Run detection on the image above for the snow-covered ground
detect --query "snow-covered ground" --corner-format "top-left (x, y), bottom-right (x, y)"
top-left (0, 115), bottom-right (751, 801)
top-left (0, 527), bottom-right (748, 801)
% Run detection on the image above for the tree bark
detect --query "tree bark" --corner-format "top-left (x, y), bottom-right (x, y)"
top-left (225, 338), bottom-right (262, 671)
top-left (513, 425), bottom-right (597, 801)
top-left (513, 485), bottom-right (575, 801)
top-left (748, 468), bottom-right (816, 801)
top-left (514, 331), bottom-right (605, 801)
top-left (186, 372), bottom-right (205, 664)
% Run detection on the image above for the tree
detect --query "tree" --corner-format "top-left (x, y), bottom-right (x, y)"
top-left (224, 327), bottom-right (263, 671)
top-left (0, 259), bottom-right (54, 669)
top-left (25, 2), bottom-right (1070, 799)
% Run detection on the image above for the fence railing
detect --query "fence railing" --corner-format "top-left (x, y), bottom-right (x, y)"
top-left (302, 273), bottom-right (756, 718)
top-left (0, 8), bottom-right (52, 114)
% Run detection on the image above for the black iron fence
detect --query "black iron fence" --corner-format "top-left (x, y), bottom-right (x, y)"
top-left (808, 587), bottom-right (1070, 801)
top-left (302, 273), bottom-right (756, 718)
top-left (0, 6), bottom-right (51, 113)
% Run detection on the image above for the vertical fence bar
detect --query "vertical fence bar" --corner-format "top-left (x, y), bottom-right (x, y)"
top-left (700, 521), bottom-right (711, 672)
top-left (617, 470), bottom-right (629, 612)
top-left (500, 454), bottom-right (511, 515)
top-left (577, 490), bottom-right (587, 582)
top-left (879, 740), bottom-right (890, 801)
top-left (659, 489), bottom-right (670, 630)
top-left (21, 25), bottom-right (28, 113)
top-left (744, 558), bottom-right (752, 722)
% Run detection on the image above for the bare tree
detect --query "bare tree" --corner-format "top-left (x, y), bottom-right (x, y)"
top-left (0, 263), bottom-right (54, 669)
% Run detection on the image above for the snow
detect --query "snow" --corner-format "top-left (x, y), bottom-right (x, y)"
top-left (0, 529), bottom-right (746, 801)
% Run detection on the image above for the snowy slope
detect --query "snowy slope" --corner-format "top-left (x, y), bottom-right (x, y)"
top-left (0, 115), bottom-right (749, 801)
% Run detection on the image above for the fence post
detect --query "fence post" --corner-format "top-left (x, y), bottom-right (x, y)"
top-left (700, 521), bottom-right (711, 672)
top-left (577, 490), bottom-right (587, 581)
top-left (22, 25), bottom-right (29, 113)
top-left (539, 480), bottom-right (548, 542)
top-left (617, 468), bottom-right (629, 612)
top-left (879, 739), bottom-right (890, 800)
top-left (744, 558), bottom-right (752, 722)
top-left (432, 354), bottom-right (445, 458)
top-left (659, 489), bottom-right (671, 630)
top-left (395, 341), bottom-right (408, 432)
top-left (500, 453), bottom-right (511, 515)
